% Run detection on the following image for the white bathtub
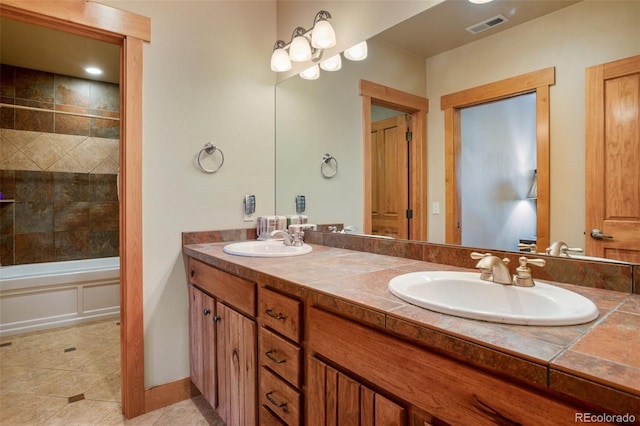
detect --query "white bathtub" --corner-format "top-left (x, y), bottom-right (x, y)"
top-left (0, 257), bottom-right (120, 337)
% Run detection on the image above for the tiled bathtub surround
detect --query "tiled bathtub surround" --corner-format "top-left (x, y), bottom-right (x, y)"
top-left (0, 64), bottom-right (120, 139)
top-left (1, 129), bottom-right (119, 174)
top-left (0, 170), bottom-right (119, 265)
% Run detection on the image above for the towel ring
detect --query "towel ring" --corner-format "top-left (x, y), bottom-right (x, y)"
top-left (320, 153), bottom-right (338, 178)
top-left (196, 143), bottom-right (225, 174)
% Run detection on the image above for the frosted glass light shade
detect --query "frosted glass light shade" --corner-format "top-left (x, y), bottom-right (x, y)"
top-left (311, 20), bottom-right (336, 49)
top-left (299, 64), bottom-right (320, 80)
top-left (344, 41), bottom-right (368, 61)
top-left (320, 54), bottom-right (342, 71)
top-left (270, 48), bottom-right (292, 72)
top-left (290, 36), bottom-right (312, 62)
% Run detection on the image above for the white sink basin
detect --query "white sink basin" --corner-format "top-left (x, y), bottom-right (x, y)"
top-left (388, 271), bottom-right (599, 326)
top-left (223, 240), bottom-right (312, 257)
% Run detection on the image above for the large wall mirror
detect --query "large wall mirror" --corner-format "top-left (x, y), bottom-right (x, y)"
top-left (275, 0), bottom-right (640, 263)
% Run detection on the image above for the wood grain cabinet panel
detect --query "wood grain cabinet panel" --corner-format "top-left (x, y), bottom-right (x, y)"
top-left (260, 367), bottom-right (301, 425)
top-left (306, 356), bottom-right (405, 425)
top-left (259, 327), bottom-right (302, 388)
top-left (188, 285), bottom-right (217, 408)
top-left (187, 258), bottom-right (258, 425)
top-left (259, 287), bottom-right (301, 343)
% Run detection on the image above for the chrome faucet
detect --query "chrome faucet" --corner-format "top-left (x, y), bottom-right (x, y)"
top-left (269, 229), bottom-right (304, 247)
top-left (471, 252), bottom-right (512, 285)
top-left (545, 241), bottom-right (583, 257)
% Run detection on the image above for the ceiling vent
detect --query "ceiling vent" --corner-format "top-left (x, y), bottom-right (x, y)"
top-left (466, 14), bottom-right (509, 35)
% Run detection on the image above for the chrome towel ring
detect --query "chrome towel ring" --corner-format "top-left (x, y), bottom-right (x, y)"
top-left (196, 143), bottom-right (225, 174)
top-left (320, 153), bottom-right (338, 178)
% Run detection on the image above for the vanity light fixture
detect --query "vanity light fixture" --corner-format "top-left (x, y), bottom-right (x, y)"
top-left (270, 10), bottom-right (336, 72)
top-left (526, 169), bottom-right (538, 200)
top-left (468, 0), bottom-right (494, 4)
top-left (320, 54), bottom-right (342, 71)
top-left (344, 41), bottom-right (368, 61)
top-left (300, 64), bottom-right (320, 80)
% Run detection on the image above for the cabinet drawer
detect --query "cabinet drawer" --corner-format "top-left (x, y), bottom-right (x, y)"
top-left (259, 327), bottom-right (302, 388)
top-left (260, 406), bottom-right (285, 426)
top-left (188, 258), bottom-right (256, 317)
top-left (260, 367), bottom-right (301, 426)
top-left (259, 288), bottom-right (301, 343)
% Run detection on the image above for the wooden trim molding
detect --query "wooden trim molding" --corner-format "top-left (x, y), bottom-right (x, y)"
top-left (145, 378), bottom-right (200, 413)
top-left (1, 0), bottom-right (149, 419)
top-left (441, 67), bottom-right (554, 250)
top-left (360, 80), bottom-right (429, 241)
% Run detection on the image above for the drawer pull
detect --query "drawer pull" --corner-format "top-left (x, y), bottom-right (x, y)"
top-left (265, 391), bottom-right (288, 411)
top-left (265, 309), bottom-right (287, 321)
top-left (190, 269), bottom-right (195, 277)
top-left (265, 350), bottom-right (286, 364)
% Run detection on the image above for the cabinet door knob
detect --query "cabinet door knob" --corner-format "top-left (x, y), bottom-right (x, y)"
top-left (265, 391), bottom-right (288, 411)
top-left (190, 270), bottom-right (195, 277)
top-left (203, 309), bottom-right (211, 316)
top-left (265, 309), bottom-right (287, 321)
top-left (213, 315), bottom-right (221, 322)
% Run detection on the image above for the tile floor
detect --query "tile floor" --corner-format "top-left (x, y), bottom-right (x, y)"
top-left (0, 320), bottom-right (223, 425)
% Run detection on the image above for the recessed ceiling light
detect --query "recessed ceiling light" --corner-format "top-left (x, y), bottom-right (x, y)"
top-left (85, 67), bottom-right (103, 75)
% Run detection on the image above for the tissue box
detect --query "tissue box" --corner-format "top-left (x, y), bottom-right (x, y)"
top-left (286, 215), bottom-right (308, 226)
top-left (256, 216), bottom-right (287, 240)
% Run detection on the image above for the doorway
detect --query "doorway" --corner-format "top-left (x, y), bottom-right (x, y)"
top-left (360, 80), bottom-right (428, 240)
top-left (0, 1), bottom-right (149, 418)
top-left (459, 93), bottom-right (537, 251)
top-left (441, 67), bottom-right (555, 252)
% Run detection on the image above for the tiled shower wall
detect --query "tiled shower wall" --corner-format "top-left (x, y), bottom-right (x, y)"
top-left (0, 64), bottom-right (119, 265)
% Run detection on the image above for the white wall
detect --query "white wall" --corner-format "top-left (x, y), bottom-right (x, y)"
top-left (427, 0), bottom-right (640, 247)
top-left (101, 0), bottom-right (276, 388)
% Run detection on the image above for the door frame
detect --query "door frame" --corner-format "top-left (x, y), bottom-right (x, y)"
top-left (441, 67), bottom-right (554, 251)
top-left (0, 1), bottom-right (149, 418)
top-left (360, 79), bottom-right (428, 241)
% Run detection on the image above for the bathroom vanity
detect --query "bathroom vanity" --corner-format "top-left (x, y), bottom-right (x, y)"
top-left (183, 230), bottom-right (640, 425)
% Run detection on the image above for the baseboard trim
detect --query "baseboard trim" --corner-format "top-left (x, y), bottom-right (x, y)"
top-left (144, 377), bottom-right (200, 413)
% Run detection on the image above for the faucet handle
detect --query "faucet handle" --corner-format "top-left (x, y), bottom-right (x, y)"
top-left (470, 252), bottom-right (493, 260)
top-left (513, 256), bottom-right (546, 287)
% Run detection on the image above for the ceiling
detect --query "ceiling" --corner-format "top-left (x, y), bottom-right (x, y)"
top-left (0, 17), bottom-right (120, 84)
top-left (0, 0), bottom-right (579, 85)
top-left (373, 0), bottom-right (580, 59)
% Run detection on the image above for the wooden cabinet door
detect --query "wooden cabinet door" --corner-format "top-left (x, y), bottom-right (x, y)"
top-left (307, 356), bottom-right (405, 425)
top-left (188, 285), bottom-right (217, 408)
top-left (586, 55), bottom-right (640, 262)
top-left (217, 301), bottom-right (257, 426)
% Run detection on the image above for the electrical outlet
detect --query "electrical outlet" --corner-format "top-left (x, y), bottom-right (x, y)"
top-left (244, 194), bottom-right (256, 221)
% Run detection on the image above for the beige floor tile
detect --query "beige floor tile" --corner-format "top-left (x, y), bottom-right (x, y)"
top-left (41, 399), bottom-right (119, 426)
top-left (84, 373), bottom-right (121, 402)
top-left (1, 321), bottom-right (214, 425)
top-left (0, 392), bottom-right (68, 425)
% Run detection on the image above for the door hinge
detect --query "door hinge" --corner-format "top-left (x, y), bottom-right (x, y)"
top-left (406, 131), bottom-right (413, 143)
top-left (406, 209), bottom-right (413, 219)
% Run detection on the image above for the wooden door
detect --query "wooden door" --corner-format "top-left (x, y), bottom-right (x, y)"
top-left (216, 302), bottom-right (257, 426)
top-left (188, 286), bottom-right (217, 408)
top-left (585, 55), bottom-right (640, 262)
top-left (371, 115), bottom-right (409, 239)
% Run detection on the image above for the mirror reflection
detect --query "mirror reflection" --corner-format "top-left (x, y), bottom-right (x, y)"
top-left (275, 0), bottom-right (640, 263)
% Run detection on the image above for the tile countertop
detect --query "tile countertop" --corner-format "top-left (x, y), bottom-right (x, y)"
top-left (183, 242), bottom-right (640, 417)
